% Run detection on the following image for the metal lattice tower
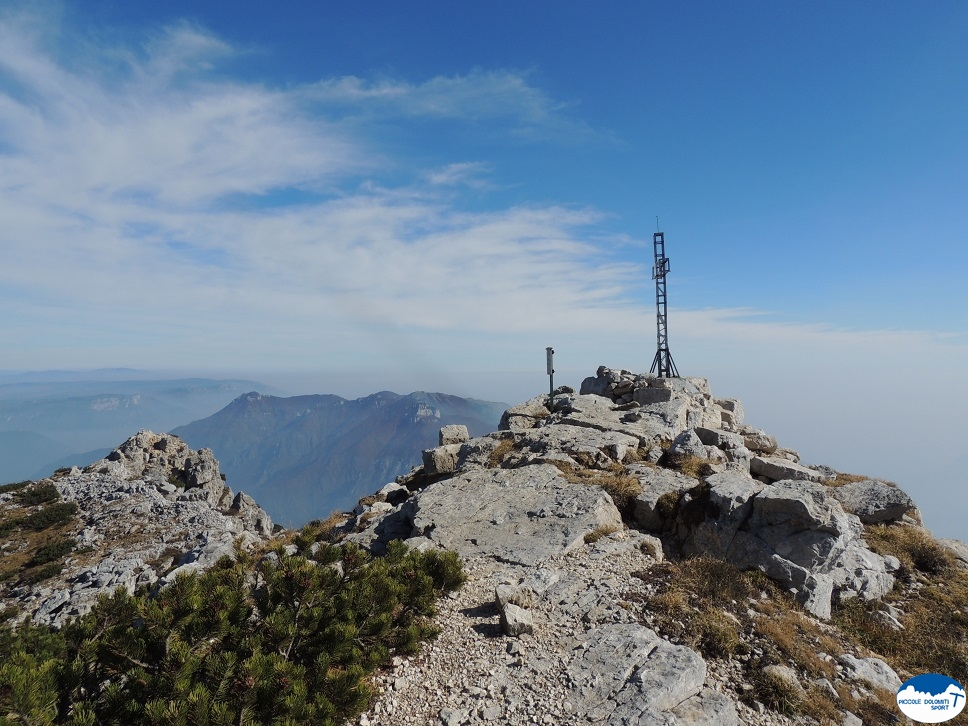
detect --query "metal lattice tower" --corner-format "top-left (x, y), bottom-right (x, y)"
top-left (649, 231), bottom-right (679, 378)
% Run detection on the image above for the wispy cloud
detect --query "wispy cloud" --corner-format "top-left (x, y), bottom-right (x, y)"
top-left (423, 162), bottom-right (493, 188)
top-left (0, 23), bottom-right (362, 210)
top-left (0, 14), bottom-right (636, 370)
top-left (304, 69), bottom-right (602, 142)
top-left (308, 70), bottom-right (559, 121)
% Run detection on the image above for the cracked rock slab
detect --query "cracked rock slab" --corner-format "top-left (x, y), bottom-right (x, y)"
top-left (411, 465), bottom-right (622, 566)
top-left (566, 623), bottom-right (708, 724)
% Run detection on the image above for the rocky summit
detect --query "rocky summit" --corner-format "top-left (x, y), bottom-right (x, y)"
top-left (2, 366), bottom-right (967, 726)
top-left (332, 366), bottom-right (966, 726)
top-left (0, 430), bottom-right (272, 628)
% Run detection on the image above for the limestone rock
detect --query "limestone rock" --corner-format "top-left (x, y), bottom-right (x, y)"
top-left (940, 538), bottom-right (968, 570)
top-left (839, 654), bottom-right (902, 692)
top-left (549, 393), bottom-right (670, 444)
top-left (668, 429), bottom-right (708, 460)
top-left (774, 446), bottom-right (801, 463)
top-left (579, 373), bottom-right (613, 398)
top-left (499, 396), bottom-right (551, 431)
top-left (631, 465), bottom-right (698, 531)
top-left (514, 424), bottom-right (639, 469)
top-left (422, 444), bottom-right (462, 475)
top-left (714, 397), bottom-right (745, 426)
top-left (682, 471), bottom-right (764, 557)
top-left (495, 583), bottom-right (532, 609)
top-left (439, 424), bottom-right (470, 446)
top-left (408, 465), bottom-right (623, 566)
top-left (694, 427), bottom-right (745, 450)
top-left (499, 602), bottom-right (533, 636)
top-left (742, 430), bottom-right (778, 454)
top-left (667, 687), bottom-right (744, 726)
top-left (229, 492), bottom-right (273, 536)
top-left (724, 480), bottom-right (894, 616)
top-left (566, 623), bottom-right (708, 721)
top-left (750, 455), bottom-right (823, 483)
top-left (831, 479), bottom-right (915, 524)
top-left (5, 431), bottom-right (272, 628)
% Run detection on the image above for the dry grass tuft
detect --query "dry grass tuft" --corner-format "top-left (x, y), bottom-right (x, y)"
top-left (755, 612), bottom-right (839, 679)
top-left (584, 523), bottom-right (621, 544)
top-left (800, 683), bottom-right (844, 724)
top-left (592, 473), bottom-right (643, 514)
top-left (295, 511), bottom-right (353, 546)
top-left (487, 437), bottom-right (515, 468)
top-left (750, 668), bottom-right (803, 716)
top-left (834, 567), bottom-right (968, 687)
top-left (623, 447), bottom-right (655, 464)
top-left (826, 472), bottom-right (868, 488)
top-left (547, 461), bottom-right (642, 517)
top-left (863, 522), bottom-right (953, 576)
top-left (664, 453), bottom-right (713, 480)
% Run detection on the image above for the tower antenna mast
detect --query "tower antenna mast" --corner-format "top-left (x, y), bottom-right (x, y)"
top-left (649, 227), bottom-right (679, 378)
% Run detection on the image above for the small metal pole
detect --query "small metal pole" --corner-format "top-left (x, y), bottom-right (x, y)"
top-left (546, 347), bottom-right (555, 410)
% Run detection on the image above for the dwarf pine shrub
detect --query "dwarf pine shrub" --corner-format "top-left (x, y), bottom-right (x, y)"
top-left (0, 539), bottom-right (464, 725)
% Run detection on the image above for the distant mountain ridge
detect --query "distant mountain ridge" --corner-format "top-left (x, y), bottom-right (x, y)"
top-left (172, 390), bottom-right (509, 526)
top-left (0, 376), bottom-right (274, 483)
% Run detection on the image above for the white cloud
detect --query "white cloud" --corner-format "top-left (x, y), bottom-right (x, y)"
top-left (307, 70), bottom-right (560, 121)
top-left (423, 162), bottom-right (493, 188)
top-left (0, 14), bottom-right (638, 369)
top-left (0, 13), bottom-right (367, 229)
top-left (304, 69), bottom-right (603, 142)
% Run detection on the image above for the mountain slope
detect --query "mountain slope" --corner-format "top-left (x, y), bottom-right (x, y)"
top-left (172, 390), bottom-right (508, 526)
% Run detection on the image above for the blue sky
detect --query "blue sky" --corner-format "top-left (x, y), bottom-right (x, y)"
top-left (1, 2), bottom-right (967, 536)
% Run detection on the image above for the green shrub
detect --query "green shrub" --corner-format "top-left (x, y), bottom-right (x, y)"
top-left (22, 502), bottom-right (78, 532)
top-left (0, 481), bottom-right (30, 494)
top-left (15, 484), bottom-right (61, 507)
top-left (0, 538), bottom-right (465, 725)
top-left (18, 562), bottom-right (64, 586)
top-left (28, 539), bottom-right (76, 567)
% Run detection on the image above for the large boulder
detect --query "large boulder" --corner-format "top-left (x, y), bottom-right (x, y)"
top-left (839, 654), bottom-right (902, 692)
top-left (742, 430), bottom-right (778, 454)
top-left (940, 538), bottom-right (968, 570)
top-left (229, 492), bottom-right (273, 536)
top-left (694, 427), bottom-right (745, 450)
top-left (422, 444), bottom-right (462, 475)
top-left (831, 479), bottom-right (915, 523)
top-left (408, 464), bottom-right (622, 566)
top-left (714, 398), bottom-right (744, 426)
top-left (439, 424), bottom-right (470, 446)
top-left (725, 480), bottom-right (894, 617)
